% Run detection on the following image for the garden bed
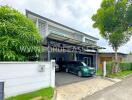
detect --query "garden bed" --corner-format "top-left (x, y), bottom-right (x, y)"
top-left (96, 62), bottom-right (132, 79)
top-left (106, 70), bottom-right (132, 78)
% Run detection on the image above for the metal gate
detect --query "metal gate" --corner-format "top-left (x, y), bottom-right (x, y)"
top-left (0, 82), bottom-right (4, 100)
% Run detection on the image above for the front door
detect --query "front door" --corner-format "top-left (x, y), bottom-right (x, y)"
top-left (84, 57), bottom-right (91, 66)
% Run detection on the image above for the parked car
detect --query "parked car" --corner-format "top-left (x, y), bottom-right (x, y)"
top-left (56, 61), bottom-right (67, 71)
top-left (55, 63), bottom-right (59, 72)
top-left (62, 61), bottom-right (95, 77)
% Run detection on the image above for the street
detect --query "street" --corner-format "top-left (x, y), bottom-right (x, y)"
top-left (84, 75), bottom-right (132, 100)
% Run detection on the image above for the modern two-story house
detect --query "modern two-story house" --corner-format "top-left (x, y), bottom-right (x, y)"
top-left (26, 10), bottom-right (103, 69)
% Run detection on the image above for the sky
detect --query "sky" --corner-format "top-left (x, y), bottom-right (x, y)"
top-left (0, 0), bottom-right (132, 54)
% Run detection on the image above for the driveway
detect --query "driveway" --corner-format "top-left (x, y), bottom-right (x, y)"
top-left (56, 74), bottom-right (115, 100)
top-left (84, 75), bottom-right (132, 100)
top-left (55, 72), bottom-right (93, 86)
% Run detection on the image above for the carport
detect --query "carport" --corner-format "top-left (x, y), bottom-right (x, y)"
top-left (45, 33), bottom-right (101, 69)
top-left (44, 33), bottom-right (102, 86)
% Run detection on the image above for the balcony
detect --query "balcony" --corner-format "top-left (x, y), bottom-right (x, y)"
top-left (48, 25), bottom-right (83, 42)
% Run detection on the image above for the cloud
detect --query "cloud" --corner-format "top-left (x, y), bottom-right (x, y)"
top-left (118, 37), bottom-right (132, 54)
top-left (0, 0), bottom-right (132, 53)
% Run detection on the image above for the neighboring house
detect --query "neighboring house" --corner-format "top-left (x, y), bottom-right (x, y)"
top-left (124, 54), bottom-right (132, 62)
top-left (26, 10), bottom-right (104, 69)
top-left (98, 52), bottom-right (127, 68)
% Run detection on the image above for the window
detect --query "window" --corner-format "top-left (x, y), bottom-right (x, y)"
top-left (83, 57), bottom-right (91, 66)
top-left (85, 38), bottom-right (96, 45)
top-left (38, 21), bottom-right (46, 37)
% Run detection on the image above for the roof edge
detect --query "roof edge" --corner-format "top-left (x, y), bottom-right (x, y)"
top-left (99, 52), bottom-right (128, 55)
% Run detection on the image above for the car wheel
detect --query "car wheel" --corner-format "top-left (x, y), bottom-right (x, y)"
top-left (78, 71), bottom-right (82, 77)
top-left (66, 68), bottom-right (69, 73)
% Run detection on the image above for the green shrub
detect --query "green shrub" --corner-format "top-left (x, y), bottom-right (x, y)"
top-left (119, 62), bottom-right (132, 71)
top-left (96, 68), bottom-right (103, 76)
top-left (106, 62), bottom-right (132, 77)
top-left (106, 61), bottom-right (113, 75)
top-left (106, 62), bottom-right (132, 75)
top-left (0, 6), bottom-right (43, 61)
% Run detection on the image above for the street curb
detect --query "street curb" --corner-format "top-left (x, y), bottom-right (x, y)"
top-left (121, 73), bottom-right (132, 79)
top-left (95, 76), bottom-right (117, 83)
top-left (52, 88), bottom-right (57, 100)
top-left (104, 77), bottom-right (121, 83)
top-left (104, 73), bottom-right (132, 82)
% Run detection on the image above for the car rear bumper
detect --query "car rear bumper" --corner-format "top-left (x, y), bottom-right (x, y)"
top-left (82, 71), bottom-right (95, 76)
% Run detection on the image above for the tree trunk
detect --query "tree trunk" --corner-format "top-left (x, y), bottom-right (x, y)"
top-left (115, 49), bottom-right (118, 63)
top-left (115, 49), bottom-right (118, 73)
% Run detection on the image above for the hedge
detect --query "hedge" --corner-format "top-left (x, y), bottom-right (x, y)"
top-left (119, 62), bottom-right (132, 71)
top-left (106, 62), bottom-right (132, 75)
top-left (106, 62), bottom-right (113, 75)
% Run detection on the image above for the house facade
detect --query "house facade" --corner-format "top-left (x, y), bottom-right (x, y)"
top-left (98, 52), bottom-right (127, 69)
top-left (26, 10), bottom-right (103, 69)
top-left (124, 54), bottom-right (132, 62)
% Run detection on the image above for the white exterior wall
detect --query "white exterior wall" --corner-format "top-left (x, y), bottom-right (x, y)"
top-left (0, 61), bottom-right (55, 98)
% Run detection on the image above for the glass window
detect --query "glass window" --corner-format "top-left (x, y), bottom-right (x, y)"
top-left (38, 21), bottom-right (45, 37)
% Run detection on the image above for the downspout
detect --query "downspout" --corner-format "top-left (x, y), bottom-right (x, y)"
top-left (95, 49), bottom-right (98, 71)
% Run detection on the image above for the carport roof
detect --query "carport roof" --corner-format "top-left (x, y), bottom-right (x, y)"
top-left (48, 33), bottom-right (105, 50)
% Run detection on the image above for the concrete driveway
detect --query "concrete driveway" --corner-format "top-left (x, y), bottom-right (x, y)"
top-left (84, 75), bottom-right (132, 100)
top-left (56, 73), bottom-right (115, 100)
top-left (55, 72), bottom-right (93, 87)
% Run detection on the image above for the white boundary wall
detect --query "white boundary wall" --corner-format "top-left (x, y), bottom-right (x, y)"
top-left (0, 60), bottom-right (55, 98)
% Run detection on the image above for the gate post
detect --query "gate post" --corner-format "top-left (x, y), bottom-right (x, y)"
top-left (50, 60), bottom-right (55, 88)
top-left (103, 61), bottom-right (106, 77)
top-left (0, 82), bottom-right (4, 100)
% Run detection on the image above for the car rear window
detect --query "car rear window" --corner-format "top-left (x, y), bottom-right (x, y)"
top-left (70, 62), bottom-right (84, 67)
top-left (62, 61), bottom-right (87, 67)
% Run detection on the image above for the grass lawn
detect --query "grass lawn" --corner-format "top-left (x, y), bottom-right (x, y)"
top-left (106, 70), bottom-right (132, 78)
top-left (5, 87), bottom-right (54, 100)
